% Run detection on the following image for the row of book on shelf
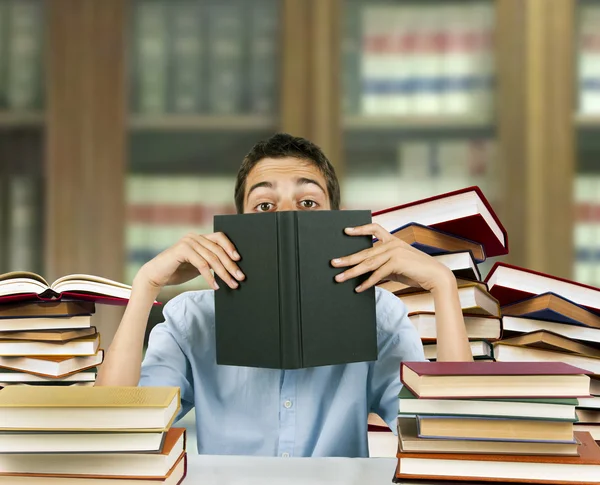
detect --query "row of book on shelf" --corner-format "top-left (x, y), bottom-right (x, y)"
top-left (578, 2), bottom-right (600, 115)
top-left (132, 0), bottom-right (278, 116)
top-left (362, 185), bottom-right (600, 482)
top-left (575, 174), bottom-right (600, 286)
top-left (343, 0), bottom-right (495, 117)
top-left (0, 0), bottom-right (43, 111)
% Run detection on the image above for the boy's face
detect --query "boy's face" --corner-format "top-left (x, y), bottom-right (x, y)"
top-left (243, 157), bottom-right (331, 213)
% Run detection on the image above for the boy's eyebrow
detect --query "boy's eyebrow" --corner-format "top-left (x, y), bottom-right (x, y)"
top-left (297, 177), bottom-right (326, 195)
top-left (246, 181), bottom-right (274, 200)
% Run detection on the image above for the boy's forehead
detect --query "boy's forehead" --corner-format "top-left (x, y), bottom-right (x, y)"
top-left (246, 157), bottom-right (325, 184)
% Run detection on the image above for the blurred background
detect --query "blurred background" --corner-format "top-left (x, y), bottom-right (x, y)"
top-left (0, 0), bottom-right (597, 345)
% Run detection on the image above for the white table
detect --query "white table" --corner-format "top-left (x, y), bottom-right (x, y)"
top-left (185, 455), bottom-right (399, 484)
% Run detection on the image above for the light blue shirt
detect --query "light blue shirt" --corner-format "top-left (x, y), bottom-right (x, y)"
top-left (139, 287), bottom-right (426, 457)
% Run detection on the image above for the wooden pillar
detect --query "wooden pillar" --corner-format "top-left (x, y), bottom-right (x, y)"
top-left (496, 0), bottom-right (575, 277)
top-left (45, 0), bottom-right (127, 342)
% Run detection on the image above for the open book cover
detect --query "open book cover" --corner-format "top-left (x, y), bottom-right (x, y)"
top-left (0, 272), bottom-right (132, 305)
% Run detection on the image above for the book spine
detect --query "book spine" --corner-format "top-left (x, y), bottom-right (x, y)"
top-left (277, 212), bottom-right (302, 369)
top-left (7, 174), bottom-right (36, 272)
top-left (412, 5), bottom-right (442, 115)
top-left (207, 0), bottom-right (244, 114)
top-left (594, 175), bottom-right (600, 287)
top-left (248, 0), bottom-right (278, 114)
top-left (170, 0), bottom-right (204, 113)
top-left (574, 175), bottom-right (596, 284)
top-left (578, 5), bottom-right (600, 114)
top-left (341, 0), bottom-right (361, 115)
top-left (134, 0), bottom-right (168, 114)
top-left (6, 0), bottom-right (42, 111)
top-left (389, 5), bottom-right (412, 115)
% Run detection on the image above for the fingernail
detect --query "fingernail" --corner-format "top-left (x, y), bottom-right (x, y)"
top-left (332, 258), bottom-right (341, 265)
top-left (345, 227), bottom-right (354, 232)
top-left (233, 251), bottom-right (241, 260)
top-left (231, 280), bottom-right (239, 288)
top-left (355, 285), bottom-right (362, 292)
top-left (213, 281), bottom-right (220, 290)
top-left (336, 273), bottom-right (345, 282)
top-left (236, 270), bottom-right (245, 280)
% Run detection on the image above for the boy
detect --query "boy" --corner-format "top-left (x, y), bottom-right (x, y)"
top-left (96, 133), bottom-right (472, 457)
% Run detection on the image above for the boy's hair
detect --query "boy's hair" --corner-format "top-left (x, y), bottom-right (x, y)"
top-left (234, 133), bottom-right (341, 213)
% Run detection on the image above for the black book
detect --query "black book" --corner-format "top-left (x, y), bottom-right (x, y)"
top-left (214, 210), bottom-right (377, 369)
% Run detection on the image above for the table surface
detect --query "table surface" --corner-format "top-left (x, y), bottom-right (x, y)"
top-left (186, 455), bottom-right (400, 484)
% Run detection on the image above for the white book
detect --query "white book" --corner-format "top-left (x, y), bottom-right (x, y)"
top-left (361, 5), bottom-right (387, 115)
top-left (578, 5), bottom-right (600, 114)
top-left (440, 3), bottom-right (475, 115)
top-left (408, 313), bottom-right (501, 341)
top-left (0, 351), bottom-right (103, 378)
top-left (388, 5), bottom-right (412, 115)
top-left (574, 175), bottom-right (596, 284)
top-left (6, 0), bottom-right (42, 110)
top-left (135, 0), bottom-right (168, 113)
top-left (412, 5), bottom-right (442, 115)
top-left (503, 315), bottom-right (600, 346)
top-left (424, 340), bottom-right (492, 361)
top-left (0, 333), bottom-right (99, 357)
top-left (0, 371), bottom-right (95, 383)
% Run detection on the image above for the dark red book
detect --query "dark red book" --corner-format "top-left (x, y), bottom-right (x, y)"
top-left (372, 186), bottom-right (508, 257)
top-left (485, 262), bottom-right (600, 314)
top-left (401, 361), bottom-right (591, 399)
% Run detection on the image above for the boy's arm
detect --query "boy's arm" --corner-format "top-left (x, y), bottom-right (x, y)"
top-left (96, 232), bottom-right (244, 386)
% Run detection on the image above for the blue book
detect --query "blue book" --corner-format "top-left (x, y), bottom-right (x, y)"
top-left (501, 292), bottom-right (600, 328)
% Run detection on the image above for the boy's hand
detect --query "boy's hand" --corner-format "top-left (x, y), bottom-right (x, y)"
top-left (331, 223), bottom-right (455, 293)
top-left (136, 232), bottom-right (245, 291)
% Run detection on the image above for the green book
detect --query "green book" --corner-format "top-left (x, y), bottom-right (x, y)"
top-left (214, 210), bottom-right (377, 369)
top-left (398, 386), bottom-right (578, 422)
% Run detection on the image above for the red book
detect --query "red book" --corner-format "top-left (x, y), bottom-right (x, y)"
top-left (394, 431), bottom-right (600, 484)
top-left (485, 262), bottom-right (600, 313)
top-left (401, 361), bottom-right (591, 399)
top-left (372, 186), bottom-right (508, 257)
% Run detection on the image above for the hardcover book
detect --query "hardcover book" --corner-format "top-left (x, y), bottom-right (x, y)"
top-left (214, 210), bottom-right (377, 369)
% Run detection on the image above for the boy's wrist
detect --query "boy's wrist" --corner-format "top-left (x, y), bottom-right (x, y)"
top-left (429, 268), bottom-right (457, 296)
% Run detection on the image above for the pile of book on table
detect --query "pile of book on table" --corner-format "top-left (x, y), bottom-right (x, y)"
top-left (0, 386), bottom-right (187, 484)
top-left (485, 262), bottom-right (600, 441)
top-left (374, 186), bottom-right (505, 362)
top-left (395, 361), bottom-right (600, 484)
top-left (0, 272), bottom-right (133, 388)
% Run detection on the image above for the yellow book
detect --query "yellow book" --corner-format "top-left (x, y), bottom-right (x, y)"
top-left (0, 386), bottom-right (180, 431)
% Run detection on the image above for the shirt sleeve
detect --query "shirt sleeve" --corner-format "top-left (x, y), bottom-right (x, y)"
top-left (368, 288), bottom-right (427, 432)
top-left (139, 297), bottom-right (195, 421)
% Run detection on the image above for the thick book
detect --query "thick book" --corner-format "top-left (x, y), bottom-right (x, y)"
top-left (423, 340), bottom-right (492, 361)
top-left (500, 331), bottom-right (600, 359)
top-left (0, 369), bottom-right (96, 384)
top-left (380, 278), bottom-right (488, 296)
top-left (0, 453), bottom-right (187, 485)
top-left (501, 292), bottom-right (600, 328)
top-left (214, 211), bottom-right (377, 369)
top-left (578, 396), bottom-right (600, 410)
top-left (503, 315), bottom-right (600, 346)
top-left (372, 186), bottom-right (508, 257)
top-left (0, 429), bottom-right (165, 454)
top-left (0, 300), bottom-right (95, 318)
top-left (387, 223), bottom-right (486, 262)
top-left (0, 315), bottom-right (92, 332)
top-left (0, 327), bottom-right (96, 342)
top-left (416, 415), bottom-right (575, 443)
top-left (485, 262), bottom-right (600, 313)
top-left (0, 428), bottom-right (184, 478)
top-left (0, 272), bottom-right (132, 305)
top-left (493, 343), bottom-right (600, 375)
top-left (398, 387), bottom-right (578, 421)
top-left (397, 417), bottom-right (579, 456)
top-left (401, 361), bottom-right (591, 399)
top-left (398, 284), bottom-right (500, 317)
top-left (0, 333), bottom-right (99, 356)
top-left (0, 386), bottom-right (180, 431)
top-left (0, 350), bottom-right (104, 378)
top-left (408, 313), bottom-right (501, 342)
top-left (394, 431), bottom-right (600, 484)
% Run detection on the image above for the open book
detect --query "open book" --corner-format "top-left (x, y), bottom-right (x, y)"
top-left (0, 272), bottom-right (132, 304)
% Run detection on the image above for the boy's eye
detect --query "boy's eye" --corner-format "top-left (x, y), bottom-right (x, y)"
top-left (257, 202), bottom-right (274, 212)
top-left (300, 200), bottom-right (317, 209)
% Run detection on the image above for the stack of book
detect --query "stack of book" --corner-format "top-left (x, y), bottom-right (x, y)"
top-left (374, 186), bottom-right (506, 361)
top-left (395, 361), bottom-right (600, 484)
top-left (484, 262), bottom-right (600, 442)
top-left (0, 272), bottom-right (133, 388)
top-left (0, 386), bottom-right (187, 484)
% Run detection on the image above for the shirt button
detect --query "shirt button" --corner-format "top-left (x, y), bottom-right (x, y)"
top-left (283, 400), bottom-right (293, 409)
top-left (282, 452), bottom-right (290, 458)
